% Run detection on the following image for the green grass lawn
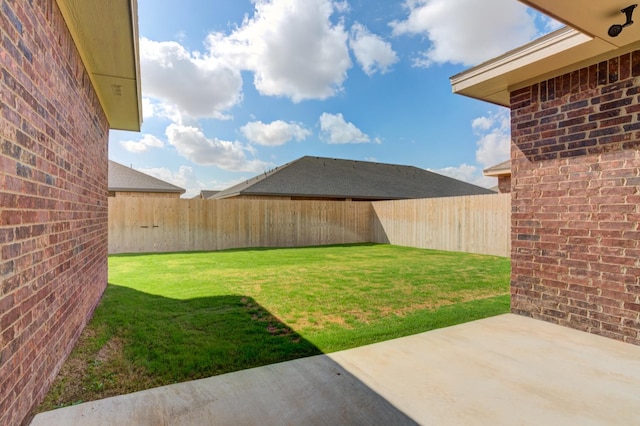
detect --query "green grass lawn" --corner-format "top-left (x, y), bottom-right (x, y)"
top-left (39, 243), bottom-right (510, 411)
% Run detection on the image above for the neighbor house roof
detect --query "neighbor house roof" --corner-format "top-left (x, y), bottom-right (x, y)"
top-left (108, 160), bottom-right (185, 194)
top-left (483, 160), bottom-right (511, 177)
top-left (451, 1), bottom-right (640, 106)
top-left (212, 156), bottom-right (494, 200)
top-left (191, 190), bottom-right (220, 199)
top-left (56, 0), bottom-right (141, 131)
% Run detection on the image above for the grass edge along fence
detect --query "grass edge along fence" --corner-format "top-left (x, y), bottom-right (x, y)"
top-left (108, 194), bottom-right (510, 257)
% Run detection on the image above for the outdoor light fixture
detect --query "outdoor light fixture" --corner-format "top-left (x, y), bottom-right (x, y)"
top-left (608, 4), bottom-right (638, 37)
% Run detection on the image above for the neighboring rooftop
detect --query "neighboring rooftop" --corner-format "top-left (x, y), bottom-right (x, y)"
top-left (108, 160), bottom-right (185, 195)
top-left (192, 190), bottom-right (221, 199)
top-left (212, 156), bottom-right (494, 200)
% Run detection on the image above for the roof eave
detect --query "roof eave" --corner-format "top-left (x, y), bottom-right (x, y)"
top-left (55, 0), bottom-right (142, 131)
top-left (482, 169), bottom-right (511, 177)
top-left (450, 27), bottom-right (618, 106)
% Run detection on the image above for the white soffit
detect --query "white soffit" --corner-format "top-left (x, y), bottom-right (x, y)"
top-left (55, 0), bottom-right (142, 131)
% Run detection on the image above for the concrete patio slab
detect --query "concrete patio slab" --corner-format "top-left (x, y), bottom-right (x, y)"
top-left (31, 314), bottom-right (640, 425)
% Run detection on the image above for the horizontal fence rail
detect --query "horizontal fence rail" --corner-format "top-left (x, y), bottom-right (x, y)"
top-left (108, 194), bottom-right (510, 257)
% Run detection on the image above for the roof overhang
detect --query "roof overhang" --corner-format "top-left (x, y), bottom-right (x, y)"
top-left (483, 167), bottom-right (511, 177)
top-left (451, 0), bottom-right (640, 106)
top-left (55, 0), bottom-right (142, 131)
top-left (483, 160), bottom-right (512, 177)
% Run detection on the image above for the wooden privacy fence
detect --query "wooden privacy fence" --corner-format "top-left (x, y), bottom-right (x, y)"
top-left (108, 194), bottom-right (511, 257)
top-left (108, 198), bottom-right (373, 254)
top-left (372, 194), bottom-right (511, 257)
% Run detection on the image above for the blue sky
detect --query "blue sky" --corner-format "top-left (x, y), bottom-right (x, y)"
top-left (109, 0), bottom-right (560, 197)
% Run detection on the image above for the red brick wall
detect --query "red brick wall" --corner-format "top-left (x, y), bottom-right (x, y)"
top-left (498, 175), bottom-right (511, 193)
top-left (1, 1), bottom-right (109, 424)
top-left (510, 51), bottom-right (640, 345)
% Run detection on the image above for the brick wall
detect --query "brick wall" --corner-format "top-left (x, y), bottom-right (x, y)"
top-left (510, 51), bottom-right (640, 344)
top-left (498, 175), bottom-right (511, 193)
top-left (1, 1), bottom-right (109, 424)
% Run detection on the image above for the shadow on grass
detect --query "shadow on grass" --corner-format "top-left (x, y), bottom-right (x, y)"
top-left (96, 284), bottom-right (323, 384)
top-left (38, 283), bottom-right (420, 424)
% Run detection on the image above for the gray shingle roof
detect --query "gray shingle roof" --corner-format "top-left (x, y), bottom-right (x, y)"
top-left (191, 190), bottom-right (220, 199)
top-left (213, 156), bottom-right (494, 200)
top-left (202, 190), bottom-right (220, 199)
top-left (108, 160), bottom-right (185, 194)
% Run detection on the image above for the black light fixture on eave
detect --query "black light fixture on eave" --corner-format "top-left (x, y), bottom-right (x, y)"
top-left (608, 4), bottom-right (638, 37)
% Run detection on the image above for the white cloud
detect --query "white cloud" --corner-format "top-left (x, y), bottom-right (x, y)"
top-left (390, 0), bottom-right (537, 67)
top-left (432, 109), bottom-right (510, 188)
top-left (207, 0), bottom-right (351, 102)
top-left (140, 37), bottom-right (243, 121)
top-left (473, 109), bottom-right (510, 168)
top-left (240, 120), bottom-right (311, 146)
top-left (141, 98), bottom-right (156, 120)
top-left (120, 134), bottom-right (165, 153)
top-left (166, 123), bottom-right (271, 172)
top-left (319, 113), bottom-right (371, 144)
top-left (141, 98), bottom-right (191, 123)
top-left (334, 1), bottom-right (350, 13)
top-left (471, 116), bottom-right (493, 132)
top-left (349, 23), bottom-right (398, 76)
top-left (432, 163), bottom-right (475, 182)
top-left (431, 164), bottom-right (494, 188)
